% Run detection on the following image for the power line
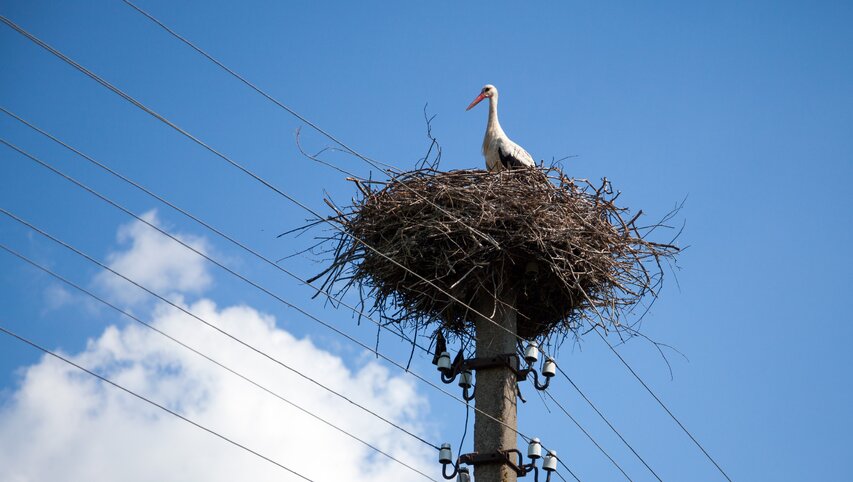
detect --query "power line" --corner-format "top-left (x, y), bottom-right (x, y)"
top-left (0, 190), bottom-right (536, 463)
top-left (108, 12), bottom-right (731, 477)
top-left (0, 12), bottom-right (535, 358)
top-left (0, 122), bottom-right (560, 454)
top-left (0, 13), bottom-right (683, 419)
top-left (0, 201), bottom-right (439, 453)
top-left (5, 92), bottom-right (643, 482)
top-left (0, 10), bottom-right (545, 395)
top-left (542, 391), bottom-right (633, 481)
top-left (0, 136), bottom-right (586, 479)
top-left (557, 367), bottom-right (662, 481)
top-left (0, 105), bottom-right (431, 358)
top-left (0, 14), bottom-right (599, 478)
top-left (0, 138), bottom-right (439, 450)
top-left (112, 1), bottom-right (559, 340)
top-left (0, 14), bottom-right (714, 478)
top-left (0, 242), bottom-right (439, 482)
top-left (0, 13), bottom-right (631, 473)
top-left (118, 0), bottom-right (396, 173)
top-left (516, 342), bottom-right (658, 481)
top-left (0, 207), bottom-right (580, 482)
top-left (0, 323), bottom-right (316, 482)
top-left (592, 331), bottom-right (732, 481)
top-left (514, 343), bottom-right (656, 481)
top-left (119, 0), bottom-right (501, 251)
top-left (4, 7), bottom-right (512, 361)
top-left (0, 136), bottom-right (518, 445)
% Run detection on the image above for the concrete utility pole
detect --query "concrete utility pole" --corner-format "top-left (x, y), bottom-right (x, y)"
top-left (473, 290), bottom-right (519, 482)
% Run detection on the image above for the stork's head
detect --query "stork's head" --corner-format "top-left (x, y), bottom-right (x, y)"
top-left (466, 84), bottom-right (498, 111)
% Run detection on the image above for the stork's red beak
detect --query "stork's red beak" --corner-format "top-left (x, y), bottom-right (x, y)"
top-left (466, 93), bottom-right (487, 111)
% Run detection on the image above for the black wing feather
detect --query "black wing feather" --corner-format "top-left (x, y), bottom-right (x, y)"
top-left (498, 146), bottom-right (528, 170)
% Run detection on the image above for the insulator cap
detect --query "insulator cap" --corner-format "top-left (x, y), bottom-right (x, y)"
top-left (543, 450), bottom-right (558, 472)
top-left (457, 466), bottom-right (470, 482)
top-left (542, 358), bottom-right (557, 378)
top-left (458, 370), bottom-right (473, 389)
top-left (527, 437), bottom-right (542, 459)
top-left (439, 443), bottom-right (453, 464)
top-left (524, 342), bottom-right (540, 365)
top-left (437, 352), bottom-right (452, 372)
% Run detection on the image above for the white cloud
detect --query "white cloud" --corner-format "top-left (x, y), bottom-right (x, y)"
top-left (1, 213), bottom-right (436, 481)
top-left (95, 210), bottom-right (212, 306)
top-left (42, 284), bottom-right (73, 312)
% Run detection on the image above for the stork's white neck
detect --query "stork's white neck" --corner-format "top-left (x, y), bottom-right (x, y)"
top-left (487, 94), bottom-right (505, 138)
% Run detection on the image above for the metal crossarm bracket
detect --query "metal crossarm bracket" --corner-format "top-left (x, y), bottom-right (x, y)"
top-left (459, 450), bottom-right (524, 476)
top-left (462, 353), bottom-right (529, 382)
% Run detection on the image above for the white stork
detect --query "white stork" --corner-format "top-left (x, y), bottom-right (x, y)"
top-left (466, 84), bottom-right (536, 172)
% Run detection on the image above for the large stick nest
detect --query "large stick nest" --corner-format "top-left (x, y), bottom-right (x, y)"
top-left (312, 167), bottom-right (680, 343)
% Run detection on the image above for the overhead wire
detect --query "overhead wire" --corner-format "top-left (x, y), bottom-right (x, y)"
top-left (0, 242), bottom-right (439, 482)
top-left (1, 209), bottom-right (583, 482)
top-left (0, 11), bottom-right (539, 381)
top-left (0, 11), bottom-right (633, 474)
top-left (556, 367), bottom-right (661, 481)
top-left (0, 11), bottom-right (559, 402)
top-left (107, 11), bottom-right (729, 478)
top-left (0, 110), bottom-right (600, 478)
top-left (118, 0), bottom-right (502, 251)
top-left (0, 135), bottom-right (523, 447)
top-left (0, 14), bottom-right (535, 356)
top-left (0, 105), bottom-right (433, 361)
top-left (542, 390), bottom-right (632, 481)
top-left (118, 0), bottom-right (397, 172)
top-left (0, 143), bottom-right (546, 465)
top-left (0, 323), bottom-right (316, 482)
top-left (515, 342), bottom-right (661, 480)
top-left (0, 196), bottom-right (438, 453)
top-left (0, 205), bottom-right (585, 481)
top-left (591, 332), bottom-right (732, 481)
top-left (0, 132), bottom-right (587, 479)
top-left (0, 12), bottom-right (719, 479)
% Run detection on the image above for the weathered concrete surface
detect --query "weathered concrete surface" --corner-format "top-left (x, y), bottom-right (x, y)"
top-left (473, 292), bottom-right (518, 482)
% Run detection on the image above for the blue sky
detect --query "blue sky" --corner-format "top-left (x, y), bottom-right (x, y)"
top-left (1, 1), bottom-right (852, 481)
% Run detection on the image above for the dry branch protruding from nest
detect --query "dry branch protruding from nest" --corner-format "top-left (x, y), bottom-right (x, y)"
top-left (311, 167), bottom-right (679, 343)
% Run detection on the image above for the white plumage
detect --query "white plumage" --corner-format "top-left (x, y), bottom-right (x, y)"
top-left (466, 84), bottom-right (536, 172)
